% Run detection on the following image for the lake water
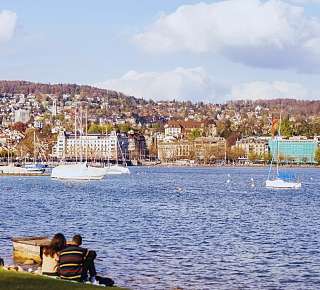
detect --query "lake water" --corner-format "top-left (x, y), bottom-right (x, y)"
top-left (0, 167), bottom-right (320, 290)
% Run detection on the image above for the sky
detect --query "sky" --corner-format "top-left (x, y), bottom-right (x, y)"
top-left (1, 0), bottom-right (320, 102)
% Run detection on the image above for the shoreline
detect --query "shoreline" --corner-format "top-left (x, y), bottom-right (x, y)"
top-left (150, 163), bottom-right (320, 169)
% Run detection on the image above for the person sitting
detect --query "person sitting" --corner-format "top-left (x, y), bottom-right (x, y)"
top-left (58, 234), bottom-right (114, 286)
top-left (58, 234), bottom-right (97, 282)
top-left (41, 233), bottom-right (66, 276)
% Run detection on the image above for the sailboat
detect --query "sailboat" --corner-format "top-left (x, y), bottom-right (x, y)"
top-left (104, 133), bottom-right (130, 175)
top-left (265, 115), bottom-right (301, 189)
top-left (51, 108), bottom-right (106, 180)
top-left (23, 131), bottom-right (47, 174)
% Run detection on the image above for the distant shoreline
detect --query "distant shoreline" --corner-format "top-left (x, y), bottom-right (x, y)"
top-left (149, 163), bottom-right (320, 169)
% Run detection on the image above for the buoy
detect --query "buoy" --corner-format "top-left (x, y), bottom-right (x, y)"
top-left (227, 179), bottom-right (230, 184)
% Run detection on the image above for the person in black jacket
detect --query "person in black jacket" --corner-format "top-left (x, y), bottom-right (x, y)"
top-left (59, 234), bottom-right (114, 286)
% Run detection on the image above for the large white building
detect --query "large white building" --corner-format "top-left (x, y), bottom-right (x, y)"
top-left (234, 137), bottom-right (270, 159)
top-left (52, 131), bottom-right (129, 160)
top-left (14, 109), bottom-right (30, 123)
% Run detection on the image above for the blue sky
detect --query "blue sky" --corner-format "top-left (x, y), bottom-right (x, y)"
top-left (1, 0), bottom-right (320, 102)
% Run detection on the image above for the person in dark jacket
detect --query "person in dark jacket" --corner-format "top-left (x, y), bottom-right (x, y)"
top-left (58, 234), bottom-right (114, 286)
top-left (58, 234), bottom-right (95, 281)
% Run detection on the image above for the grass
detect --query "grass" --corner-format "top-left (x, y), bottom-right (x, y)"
top-left (0, 269), bottom-right (129, 290)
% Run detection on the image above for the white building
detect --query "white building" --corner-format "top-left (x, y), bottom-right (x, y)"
top-left (52, 131), bottom-right (128, 160)
top-left (15, 109), bottom-right (30, 123)
top-left (234, 137), bottom-right (270, 159)
top-left (164, 121), bottom-right (182, 138)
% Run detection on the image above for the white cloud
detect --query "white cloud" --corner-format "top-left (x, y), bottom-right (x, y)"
top-left (231, 81), bottom-right (314, 99)
top-left (96, 67), bottom-right (227, 102)
top-left (285, 0), bottom-right (320, 4)
top-left (96, 68), bottom-right (319, 101)
top-left (134, 0), bottom-right (320, 72)
top-left (0, 10), bottom-right (16, 43)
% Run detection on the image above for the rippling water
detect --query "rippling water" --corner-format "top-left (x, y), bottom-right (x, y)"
top-left (1, 167), bottom-right (320, 290)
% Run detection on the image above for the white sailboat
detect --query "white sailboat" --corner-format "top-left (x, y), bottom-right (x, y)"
top-left (51, 108), bottom-right (106, 180)
top-left (104, 133), bottom-right (130, 175)
top-left (266, 115), bottom-right (301, 189)
top-left (51, 162), bottom-right (105, 180)
top-left (24, 131), bottom-right (47, 174)
top-left (104, 163), bottom-right (130, 175)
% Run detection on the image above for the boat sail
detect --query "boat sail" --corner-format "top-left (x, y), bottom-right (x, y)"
top-left (104, 132), bottom-right (130, 175)
top-left (51, 107), bottom-right (106, 180)
top-left (266, 115), bottom-right (301, 189)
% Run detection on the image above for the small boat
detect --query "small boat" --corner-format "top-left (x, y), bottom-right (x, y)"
top-left (0, 163), bottom-right (47, 176)
top-left (104, 134), bottom-right (130, 175)
top-left (51, 163), bottom-right (106, 180)
top-left (24, 163), bottom-right (47, 173)
top-left (266, 114), bottom-right (301, 189)
top-left (104, 164), bottom-right (130, 175)
top-left (266, 174), bottom-right (301, 189)
top-left (12, 236), bottom-right (50, 264)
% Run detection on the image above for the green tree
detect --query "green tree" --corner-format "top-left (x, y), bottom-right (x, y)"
top-left (188, 129), bottom-right (201, 140)
top-left (88, 123), bottom-right (101, 134)
top-left (279, 118), bottom-right (294, 138)
top-left (248, 151), bottom-right (258, 162)
top-left (116, 123), bottom-right (131, 133)
top-left (216, 119), bottom-right (232, 138)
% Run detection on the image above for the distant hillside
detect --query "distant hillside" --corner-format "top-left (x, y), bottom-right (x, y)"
top-left (0, 80), bottom-right (320, 117)
top-left (0, 80), bottom-right (146, 105)
top-left (227, 99), bottom-right (320, 117)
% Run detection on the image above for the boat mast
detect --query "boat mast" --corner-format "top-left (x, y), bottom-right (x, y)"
top-left (85, 107), bottom-right (88, 163)
top-left (116, 133), bottom-right (118, 165)
top-left (33, 130), bottom-right (36, 164)
top-left (276, 112), bottom-right (282, 177)
top-left (7, 140), bottom-right (10, 165)
top-left (80, 106), bottom-right (83, 163)
top-left (75, 108), bottom-right (77, 163)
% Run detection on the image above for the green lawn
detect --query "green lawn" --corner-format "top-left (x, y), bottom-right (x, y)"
top-left (0, 269), bottom-right (129, 290)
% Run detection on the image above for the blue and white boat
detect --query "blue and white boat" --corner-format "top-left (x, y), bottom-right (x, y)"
top-left (24, 163), bottom-right (47, 174)
top-left (266, 116), bottom-right (301, 189)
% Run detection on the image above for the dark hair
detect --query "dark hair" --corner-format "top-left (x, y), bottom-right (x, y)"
top-left (44, 233), bottom-right (66, 258)
top-left (72, 234), bottom-right (82, 246)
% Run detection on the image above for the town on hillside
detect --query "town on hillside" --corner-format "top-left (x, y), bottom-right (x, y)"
top-left (0, 80), bottom-right (320, 166)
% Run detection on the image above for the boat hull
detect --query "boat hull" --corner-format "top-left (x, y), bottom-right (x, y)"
top-left (104, 165), bottom-right (130, 175)
top-left (12, 236), bottom-right (50, 264)
top-left (51, 163), bottom-right (106, 180)
top-left (266, 179), bottom-right (301, 189)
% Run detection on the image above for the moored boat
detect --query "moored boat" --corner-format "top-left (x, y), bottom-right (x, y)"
top-left (24, 163), bottom-right (47, 173)
top-left (104, 164), bottom-right (130, 175)
top-left (266, 177), bottom-right (301, 189)
top-left (51, 163), bottom-right (105, 180)
top-left (266, 114), bottom-right (301, 189)
top-left (12, 236), bottom-right (50, 264)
